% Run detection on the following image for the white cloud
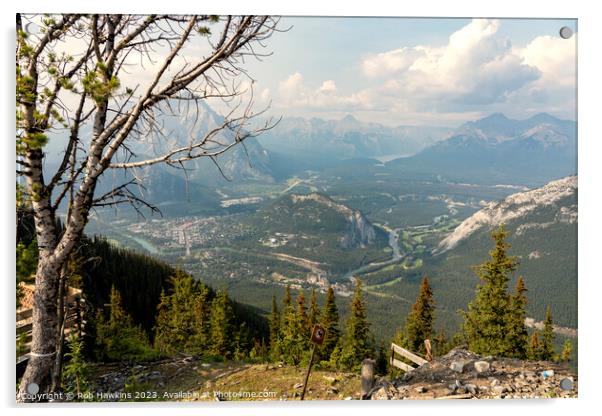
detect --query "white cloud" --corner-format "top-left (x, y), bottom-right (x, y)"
top-left (361, 19), bottom-right (541, 110)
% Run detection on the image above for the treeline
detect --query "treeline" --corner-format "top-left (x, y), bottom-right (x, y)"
top-left (264, 225), bottom-right (572, 375)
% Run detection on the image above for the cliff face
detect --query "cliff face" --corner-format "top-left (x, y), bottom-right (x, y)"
top-left (341, 210), bottom-right (377, 249)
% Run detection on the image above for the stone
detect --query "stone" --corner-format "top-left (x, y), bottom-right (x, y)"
top-left (474, 361), bottom-right (490, 373)
top-left (492, 386), bottom-right (507, 395)
top-left (293, 383), bottom-right (303, 389)
top-left (464, 384), bottom-right (477, 395)
top-left (490, 378), bottom-right (500, 387)
top-left (449, 361), bottom-right (464, 373)
top-left (372, 387), bottom-right (390, 400)
top-left (414, 386), bottom-right (427, 394)
top-left (344, 396), bottom-right (353, 400)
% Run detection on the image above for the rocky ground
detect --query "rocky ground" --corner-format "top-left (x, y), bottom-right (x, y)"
top-left (368, 348), bottom-right (577, 400)
top-left (83, 348), bottom-right (576, 402)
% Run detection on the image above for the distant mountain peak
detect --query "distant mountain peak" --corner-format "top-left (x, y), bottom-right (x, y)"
top-left (341, 114), bottom-right (358, 123)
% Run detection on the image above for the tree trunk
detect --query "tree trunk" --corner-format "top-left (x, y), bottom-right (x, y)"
top-left (17, 259), bottom-right (61, 401)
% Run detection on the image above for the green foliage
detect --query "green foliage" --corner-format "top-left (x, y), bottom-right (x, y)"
top-left (539, 306), bottom-right (556, 361)
top-left (308, 288), bottom-right (320, 326)
top-left (462, 225), bottom-right (524, 357)
top-left (506, 277), bottom-right (529, 358)
top-left (338, 279), bottom-right (374, 370)
top-left (560, 339), bottom-right (573, 362)
top-left (278, 289), bottom-right (310, 366)
top-left (404, 275), bottom-right (435, 354)
top-left (268, 294), bottom-right (281, 360)
top-left (209, 289), bottom-right (235, 358)
top-left (95, 286), bottom-right (158, 362)
top-left (154, 270), bottom-right (211, 355)
top-left (63, 334), bottom-right (90, 397)
top-left (319, 286), bottom-right (340, 363)
top-left (375, 340), bottom-right (388, 375)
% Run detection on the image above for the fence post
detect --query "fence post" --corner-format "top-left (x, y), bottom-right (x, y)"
top-left (361, 358), bottom-right (376, 399)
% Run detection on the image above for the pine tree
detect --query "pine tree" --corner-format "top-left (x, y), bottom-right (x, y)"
top-left (296, 290), bottom-right (310, 335)
top-left (96, 286), bottom-right (155, 361)
top-left (319, 286), bottom-right (340, 362)
top-left (539, 306), bottom-right (555, 361)
top-left (283, 285), bottom-right (292, 309)
top-left (375, 340), bottom-right (388, 375)
top-left (154, 271), bottom-right (211, 354)
top-left (462, 225), bottom-right (518, 356)
top-left (528, 331), bottom-right (541, 360)
top-left (506, 277), bottom-right (529, 358)
top-left (405, 275), bottom-right (435, 354)
top-left (209, 289), bottom-right (234, 358)
top-left (63, 334), bottom-right (89, 396)
top-left (560, 340), bottom-right (573, 362)
top-left (268, 294), bottom-right (281, 360)
top-left (308, 288), bottom-right (320, 326)
top-left (339, 279), bottom-right (373, 370)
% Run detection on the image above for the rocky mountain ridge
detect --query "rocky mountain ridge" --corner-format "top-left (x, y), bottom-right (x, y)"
top-left (437, 176), bottom-right (577, 252)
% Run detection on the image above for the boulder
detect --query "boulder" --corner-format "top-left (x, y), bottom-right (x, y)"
top-left (449, 361), bottom-right (464, 373)
top-left (474, 361), bottom-right (490, 373)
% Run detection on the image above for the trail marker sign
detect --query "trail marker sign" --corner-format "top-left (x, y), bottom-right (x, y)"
top-left (310, 324), bottom-right (326, 345)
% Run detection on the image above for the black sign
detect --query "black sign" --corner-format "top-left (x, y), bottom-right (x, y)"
top-left (310, 324), bottom-right (326, 345)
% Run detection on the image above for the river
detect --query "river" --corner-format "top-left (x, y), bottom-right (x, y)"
top-left (341, 227), bottom-right (403, 282)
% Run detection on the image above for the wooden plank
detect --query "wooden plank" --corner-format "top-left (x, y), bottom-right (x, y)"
top-left (16, 308), bottom-right (33, 321)
top-left (436, 393), bottom-right (473, 400)
top-left (390, 357), bottom-right (415, 372)
top-left (16, 322), bottom-right (33, 334)
top-left (391, 343), bottom-right (428, 366)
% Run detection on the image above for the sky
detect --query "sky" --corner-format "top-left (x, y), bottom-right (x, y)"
top-left (242, 17), bottom-right (577, 127)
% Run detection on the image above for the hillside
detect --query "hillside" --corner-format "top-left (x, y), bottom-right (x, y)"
top-left (237, 193), bottom-right (389, 274)
top-left (422, 176), bottom-right (577, 328)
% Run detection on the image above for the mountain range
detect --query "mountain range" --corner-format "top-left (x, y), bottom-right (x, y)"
top-left (387, 113), bottom-right (577, 186)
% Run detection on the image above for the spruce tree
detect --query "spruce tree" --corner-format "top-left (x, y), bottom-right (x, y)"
top-left (539, 306), bottom-right (555, 361)
top-left (462, 225), bottom-right (518, 356)
top-left (560, 340), bottom-right (573, 362)
top-left (308, 288), bottom-right (320, 326)
top-left (209, 289), bottom-right (234, 358)
top-left (529, 331), bottom-right (541, 360)
top-left (268, 294), bottom-right (281, 360)
top-left (506, 276), bottom-right (529, 358)
top-left (296, 290), bottom-right (310, 335)
top-left (405, 275), bottom-right (435, 354)
top-left (339, 279), bottom-right (373, 370)
top-left (96, 286), bottom-right (154, 361)
top-left (375, 340), bottom-right (388, 375)
top-left (320, 286), bottom-right (340, 362)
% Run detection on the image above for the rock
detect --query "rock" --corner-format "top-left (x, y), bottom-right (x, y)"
top-left (344, 396), bottom-right (353, 400)
top-left (414, 386), bottom-right (427, 394)
top-left (492, 386), bottom-right (507, 395)
top-left (372, 387), bottom-right (390, 400)
top-left (327, 387), bottom-right (339, 394)
top-left (293, 383), bottom-right (303, 389)
top-left (201, 363), bottom-right (211, 368)
top-left (490, 378), bottom-right (500, 387)
top-left (449, 361), bottom-right (465, 373)
top-left (474, 361), bottom-right (490, 373)
top-left (464, 384), bottom-right (477, 395)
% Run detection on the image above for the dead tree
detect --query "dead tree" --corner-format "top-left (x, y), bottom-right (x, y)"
top-left (16, 13), bottom-right (280, 401)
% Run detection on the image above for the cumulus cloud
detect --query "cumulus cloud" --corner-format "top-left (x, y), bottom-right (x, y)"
top-left (361, 19), bottom-right (541, 110)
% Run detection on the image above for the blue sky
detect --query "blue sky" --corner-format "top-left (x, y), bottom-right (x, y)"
top-left (243, 17), bottom-right (577, 127)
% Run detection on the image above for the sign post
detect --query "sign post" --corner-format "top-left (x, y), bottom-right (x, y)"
top-left (300, 324), bottom-right (326, 400)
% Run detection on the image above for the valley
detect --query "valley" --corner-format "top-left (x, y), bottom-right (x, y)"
top-left (87, 112), bottom-right (578, 342)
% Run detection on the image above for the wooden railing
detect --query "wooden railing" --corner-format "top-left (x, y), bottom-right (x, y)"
top-left (16, 286), bottom-right (85, 364)
top-left (389, 342), bottom-right (429, 372)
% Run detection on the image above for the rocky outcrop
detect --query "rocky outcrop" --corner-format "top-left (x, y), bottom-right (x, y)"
top-left (437, 176), bottom-right (577, 253)
top-left (367, 348), bottom-right (577, 400)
